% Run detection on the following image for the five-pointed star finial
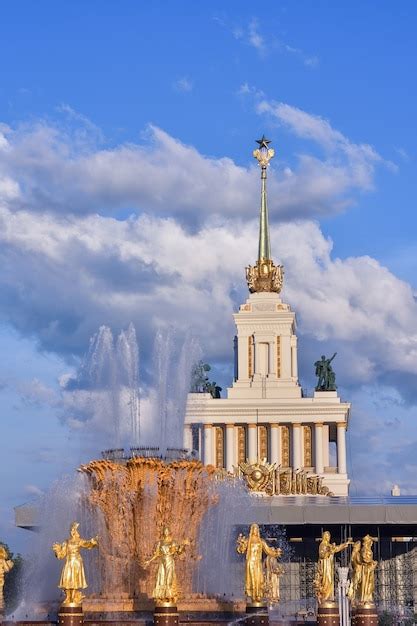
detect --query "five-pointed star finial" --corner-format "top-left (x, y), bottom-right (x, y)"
top-left (256, 135), bottom-right (271, 150)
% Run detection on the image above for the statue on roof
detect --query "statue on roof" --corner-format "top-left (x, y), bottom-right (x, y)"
top-left (314, 353), bottom-right (337, 391)
top-left (190, 361), bottom-right (211, 392)
top-left (190, 361), bottom-right (222, 398)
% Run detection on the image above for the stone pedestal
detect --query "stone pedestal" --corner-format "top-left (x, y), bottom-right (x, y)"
top-left (57, 605), bottom-right (84, 626)
top-left (245, 602), bottom-right (269, 626)
top-left (153, 604), bottom-right (179, 626)
top-left (317, 602), bottom-right (340, 626)
top-left (352, 603), bottom-right (378, 626)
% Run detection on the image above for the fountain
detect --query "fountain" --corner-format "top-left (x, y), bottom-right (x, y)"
top-left (78, 456), bottom-right (219, 610)
top-left (9, 325), bottom-right (250, 625)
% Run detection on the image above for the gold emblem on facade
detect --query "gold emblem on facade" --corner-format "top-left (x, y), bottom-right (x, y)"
top-left (237, 459), bottom-right (333, 496)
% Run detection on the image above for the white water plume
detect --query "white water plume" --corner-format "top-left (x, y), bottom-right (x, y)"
top-left (12, 473), bottom-right (95, 620)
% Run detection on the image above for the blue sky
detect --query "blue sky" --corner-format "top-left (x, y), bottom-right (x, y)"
top-left (1, 1), bottom-right (417, 550)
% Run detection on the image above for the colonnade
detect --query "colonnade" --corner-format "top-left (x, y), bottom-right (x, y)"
top-left (183, 421), bottom-right (347, 475)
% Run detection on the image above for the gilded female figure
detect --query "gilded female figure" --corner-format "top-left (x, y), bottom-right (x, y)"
top-left (144, 526), bottom-right (189, 605)
top-left (0, 545), bottom-right (14, 612)
top-left (359, 535), bottom-right (376, 605)
top-left (236, 523), bottom-right (282, 604)
top-left (264, 554), bottom-right (284, 604)
top-left (347, 541), bottom-right (362, 604)
top-left (314, 531), bottom-right (351, 605)
top-left (52, 521), bottom-right (99, 606)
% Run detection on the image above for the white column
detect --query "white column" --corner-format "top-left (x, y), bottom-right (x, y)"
top-left (237, 334), bottom-right (250, 382)
top-left (270, 423), bottom-right (280, 465)
top-left (198, 425), bottom-right (202, 460)
top-left (183, 424), bottom-right (193, 451)
top-left (315, 423), bottom-right (324, 474)
top-left (269, 339), bottom-right (275, 375)
top-left (225, 424), bottom-right (235, 473)
top-left (337, 422), bottom-right (347, 474)
top-left (281, 335), bottom-right (292, 378)
top-left (203, 424), bottom-right (213, 466)
top-left (292, 424), bottom-right (302, 470)
top-left (323, 425), bottom-right (330, 467)
top-left (248, 424), bottom-right (257, 463)
top-left (291, 335), bottom-right (298, 379)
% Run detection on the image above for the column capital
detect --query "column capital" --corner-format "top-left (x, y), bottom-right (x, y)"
top-left (336, 421), bottom-right (347, 428)
top-left (248, 423), bottom-right (257, 429)
top-left (204, 423), bottom-right (213, 429)
top-left (292, 423), bottom-right (302, 428)
top-left (270, 422), bottom-right (280, 429)
top-left (225, 423), bottom-right (235, 429)
top-left (314, 422), bottom-right (324, 427)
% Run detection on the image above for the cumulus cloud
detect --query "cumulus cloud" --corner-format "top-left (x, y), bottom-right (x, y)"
top-left (256, 99), bottom-right (396, 205)
top-left (0, 112), bottom-right (413, 494)
top-left (1, 202), bottom-right (417, 400)
top-left (0, 112), bottom-right (390, 224)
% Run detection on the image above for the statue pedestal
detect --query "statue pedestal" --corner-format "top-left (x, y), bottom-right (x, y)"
top-left (57, 604), bottom-right (84, 626)
top-left (317, 602), bottom-right (340, 626)
top-left (245, 602), bottom-right (269, 626)
top-left (352, 602), bottom-right (377, 626)
top-left (153, 603), bottom-right (179, 626)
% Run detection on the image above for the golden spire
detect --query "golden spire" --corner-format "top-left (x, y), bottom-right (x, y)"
top-left (246, 137), bottom-right (284, 294)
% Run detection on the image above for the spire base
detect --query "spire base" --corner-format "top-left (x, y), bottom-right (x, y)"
top-left (246, 258), bottom-right (284, 294)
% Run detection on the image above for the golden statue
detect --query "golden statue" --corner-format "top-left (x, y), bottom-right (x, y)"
top-left (236, 523), bottom-right (282, 605)
top-left (347, 540), bottom-right (362, 604)
top-left (52, 521), bottom-right (99, 606)
top-left (314, 531), bottom-right (351, 606)
top-left (144, 526), bottom-right (190, 606)
top-left (0, 545), bottom-right (14, 612)
top-left (359, 535), bottom-right (377, 605)
top-left (264, 554), bottom-right (284, 605)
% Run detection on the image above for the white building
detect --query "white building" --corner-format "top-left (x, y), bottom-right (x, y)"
top-left (184, 138), bottom-right (350, 496)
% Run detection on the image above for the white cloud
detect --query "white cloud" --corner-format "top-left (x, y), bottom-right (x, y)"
top-left (173, 77), bottom-right (193, 93)
top-left (0, 176), bottom-right (20, 200)
top-left (247, 19), bottom-right (266, 55)
top-left (0, 113), bottom-right (391, 224)
top-left (228, 17), bottom-right (318, 66)
top-left (0, 113), bottom-right (413, 494)
top-left (17, 378), bottom-right (57, 407)
top-left (24, 484), bottom-right (45, 497)
top-left (254, 98), bottom-right (396, 208)
top-left (1, 202), bottom-right (417, 393)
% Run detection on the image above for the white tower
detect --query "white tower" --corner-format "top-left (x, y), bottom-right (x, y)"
top-left (184, 138), bottom-right (350, 496)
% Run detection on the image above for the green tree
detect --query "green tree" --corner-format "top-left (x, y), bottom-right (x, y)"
top-left (0, 542), bottom-right (24, 615)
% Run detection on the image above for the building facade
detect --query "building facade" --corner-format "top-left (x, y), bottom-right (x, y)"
top-left (184, 138), bottom-right (350, 496)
